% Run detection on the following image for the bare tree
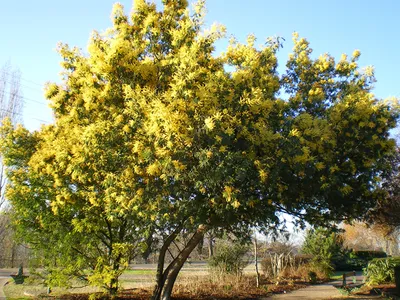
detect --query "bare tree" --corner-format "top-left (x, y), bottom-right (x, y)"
top-left (0, 62), bottom-right (23, 267)
top-left (0, 61), bottom-right (23, 210)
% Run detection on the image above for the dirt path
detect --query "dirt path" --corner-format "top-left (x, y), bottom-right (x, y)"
top-left (267, 281), bottom-right (343, 299)
top-left (267, 273), bottom-right (366, 300)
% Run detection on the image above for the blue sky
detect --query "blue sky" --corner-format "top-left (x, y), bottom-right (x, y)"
top-left (1, 0), bottom-right (399, 131)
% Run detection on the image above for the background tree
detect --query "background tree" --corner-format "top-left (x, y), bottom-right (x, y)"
top-left (0, 61), bottom-right (23, 267)
top-left (344, 139), bottom-right (400, 257)
top-left (0, 61), bottom-right (23, 208)
top-left (370, 145), bottom-right (400, 228)
top-left (1, 1), bottom-right (399, 299)
top-left (342, 222), bottom-right (399, 256)
top-left (208, 240), bottom-right (250, 279)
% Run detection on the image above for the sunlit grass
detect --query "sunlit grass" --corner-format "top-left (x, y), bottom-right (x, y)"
top-left (124, 269), bottom-right (156, 275)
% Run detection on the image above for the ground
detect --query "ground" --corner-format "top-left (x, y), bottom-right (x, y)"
top-left (1, 265), bottom-right (398, 299)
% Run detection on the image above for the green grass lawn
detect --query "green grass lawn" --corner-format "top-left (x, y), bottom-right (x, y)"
top-left (330, 271), bottom-right (358, 281)
top-left (124, 269), bottom-right (156, 275)
top-left (330, 274), bottom-right (342, 280)
top-left (3, 278), bottom-right (102, 299)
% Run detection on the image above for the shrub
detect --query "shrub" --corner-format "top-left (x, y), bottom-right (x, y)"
top-left (208, 242), bottom-right (249, 278)
top-left (294, 254), bottom-right (314, 265)
top-left (302, 227), bottom-right (346, 276)
top-left (275, 262), bottom-right (330, 282)
top-left (350, 250), bottom-right (387, 260)
top-left (261, 252), bottom-right (330, 283)
top-left (261, 253), bottom-right (292, 278)
top-left (364, 257), bottom-right (400, 285)
top-left (261, 253), bottom-right (313, 279)
top-left (334, 250), bottom-right (387, 271)
top-left (300, 263), bottom-right (330, 281)
top-left (261, 257), bottom-right (273, 277)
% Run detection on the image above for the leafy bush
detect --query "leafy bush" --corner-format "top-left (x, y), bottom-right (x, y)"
top-left (334, 258), bottom-right (364, 271)
top-left (350, 250), bottom-right (387, 260)
top-left (364, 257), bottom-right (400, 285)
top-left (334, 250), bottom-right (387, 271)
top-left (302, 227), bottom-right (345, 276)
top-left (208, 242), bottom-right (249, 278)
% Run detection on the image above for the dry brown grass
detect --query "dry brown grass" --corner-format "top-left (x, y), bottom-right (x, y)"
top-left (4, 272), bottom-right (313, 299)
top-left (171, 274), bottom-right (307, 299)
top-left (40, 275), bottom-right (308, 299)
top-left (277, 263), bottom-right (330, 282)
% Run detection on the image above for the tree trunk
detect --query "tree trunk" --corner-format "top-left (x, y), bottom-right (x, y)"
top-left (11, 243), bottom-right (16, 268)
top-left (395, 266), bottom-right (400, 294)
top-left (108, 259), bottom-right (121, 296)
top-left (152, 224), bottom-right (184, 300)
top-left (196, 236), bottom-right (204, 257)
top-left (254, 234), bottom-right (260, 288)
top-left (385, 239), bottom-right (391, 256)
top-left (152, 224), bottom-right (208, 300)
top-left (109, 278), bottom-right (118, 297)
top-left (143, 226), bottom-right (155, 263)
top-left (208, 233), bottom-right (214, 258)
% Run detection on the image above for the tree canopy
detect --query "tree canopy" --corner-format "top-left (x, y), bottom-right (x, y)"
top-left (0, 0), bottom-right (398, 299)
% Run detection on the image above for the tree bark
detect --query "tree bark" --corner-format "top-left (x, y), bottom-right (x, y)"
top-left (142, 225), bottom-right (155, 263)
top-left (11, 242), bottom-right (16, 268)
top-left (254, 234), bottom-right (260, 288)
top-left (196, 236), bottom-right (204, 257)
top-left (152, 224), bottom-right (208, 300)
top-left (208, 232), bottom-right (214, 258)
top-left (152, 224), bottom-right (184, 300)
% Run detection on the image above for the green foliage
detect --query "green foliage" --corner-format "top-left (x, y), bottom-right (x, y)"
top-left (87, 243), bottom-right (133, 294)
top-left (308, 271), bottom-right (317, 284)
top-left (350, 250), bottom-right (387, 260)
top-left (364, 257), bottom-right (400, 285)
top-left (302, 227), bottom-right (345, 276)
top-left (335, 250), bottom-right (388, 271)
top-left (371, 147), bottom-right (400, 229)
top-left (208, 241), bottom-right (249, 278)
top-left (337, 286), bottom-right (361, 296)
top-left (334, 250), bottom-right (388, 271)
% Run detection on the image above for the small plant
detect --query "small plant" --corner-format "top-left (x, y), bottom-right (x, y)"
top-left (308, 271), bottom-right (317, 284)
top-left (337, 286), bottom-right (361, 296)
top-left (223, 284), bottom-right (233, 291)
top-left (11, 265), bottom-right (28, 284)
top-left (337, 287), bottom-right (351, 296)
